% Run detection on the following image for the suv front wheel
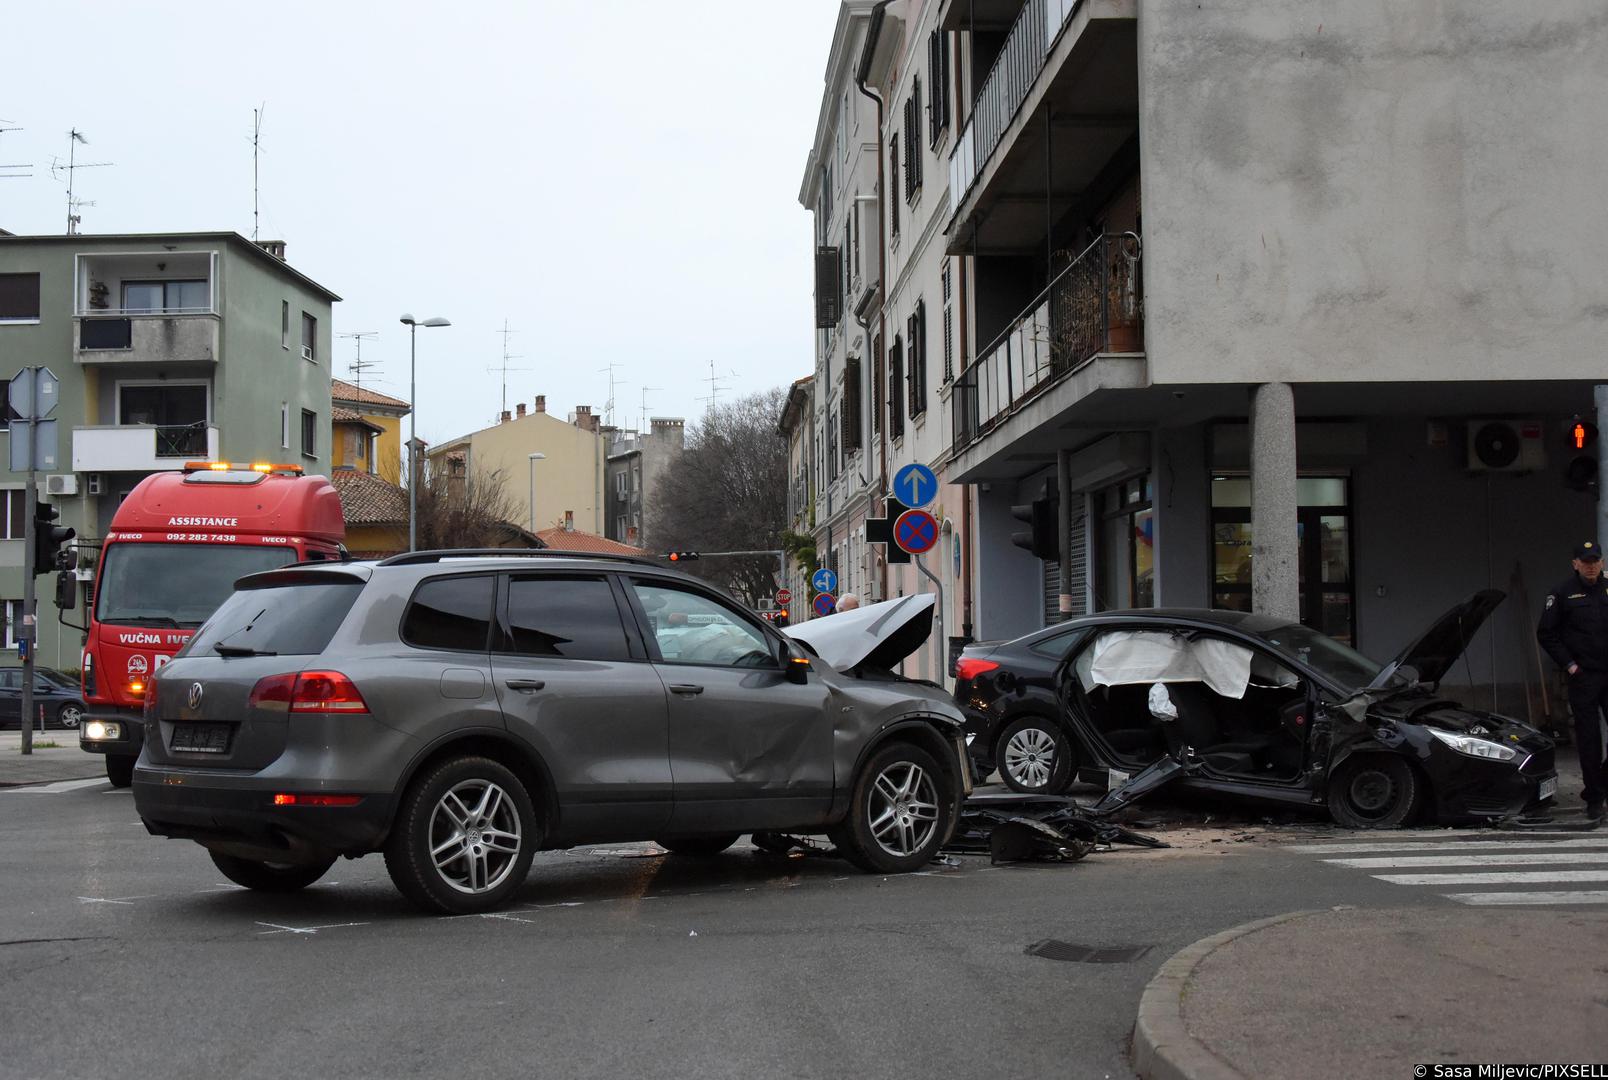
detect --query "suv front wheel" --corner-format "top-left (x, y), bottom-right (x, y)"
top-left (385, 756), bottom-right (537, 914)
top-left (834, 742), bottom-right (957, 874)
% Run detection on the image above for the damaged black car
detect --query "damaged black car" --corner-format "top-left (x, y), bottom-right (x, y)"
top-left (954, 591), bottom-right (1557, 827)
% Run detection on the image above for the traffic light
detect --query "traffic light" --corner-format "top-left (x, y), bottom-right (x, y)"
top-left (33, 501), bottom-right (75, 577)
top-left (1010, 481), bottom-right (1059, 560)
top-left (1565, 418), bottom-right (1599, 491)
top-left (667, 551), bottom-right (700, 562)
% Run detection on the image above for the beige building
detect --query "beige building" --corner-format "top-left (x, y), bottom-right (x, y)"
top-left (428, 395), bottom-right (606, 536)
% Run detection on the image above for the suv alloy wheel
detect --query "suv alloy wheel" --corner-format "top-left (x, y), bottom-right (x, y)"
top-left (833, 742), bottom-right (957, 873)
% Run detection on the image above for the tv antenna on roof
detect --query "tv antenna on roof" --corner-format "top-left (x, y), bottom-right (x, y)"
top-left (697, 358), bottom-right (732, 417)
top-left (338, 331), bottom-right (381, 392)
top-left (598, 362), bottom-right (629, 428)
top-left (50, 129), bottom-right (113, 234)
top-left (0, 121), bottom-right (31, 179)
top-left (639, 385), bottom-right (663, 433)
top-left (251, 105), bottom-right (265, 241)
top-left (486, 319), bottom-right (529, 419)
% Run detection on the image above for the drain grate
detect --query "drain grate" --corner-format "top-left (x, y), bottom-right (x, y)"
top-left (1025, 939), bottom-right (1153, 964)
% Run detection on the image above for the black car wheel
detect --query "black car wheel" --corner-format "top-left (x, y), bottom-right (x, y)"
top-left (57, 703), bottom-right (83, 730)
top-left (385, 755), bottom-right (537, 915)
top-left (995, 716), bottom-right (1075, 794)
top-left (105, 754), bottom-right (135, 788)
top-left (834, 742), bottom-right (958, 874)
top-left (656, 834), bottom-right (741, 857)
top-left (1328, 755), bottom-right (1422, 829)
top-left (210, 851), bottom-right (335, 893)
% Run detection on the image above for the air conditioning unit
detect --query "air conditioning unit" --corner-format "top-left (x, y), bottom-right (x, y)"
top-left (45, 474), bottom-right (78, 497)
top-left (1467, 419), bottom-right (1546, 473)
top-left (86, 473), bottom-right (104, 496)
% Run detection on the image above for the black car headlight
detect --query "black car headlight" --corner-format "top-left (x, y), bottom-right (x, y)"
top-left (1427, 727), bottom-right (1517, 762)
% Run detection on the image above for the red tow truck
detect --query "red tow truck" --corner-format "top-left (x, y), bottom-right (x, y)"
top-left (79, 462), bottom-right (345, 785)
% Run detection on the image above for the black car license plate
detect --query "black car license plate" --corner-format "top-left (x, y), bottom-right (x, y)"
top-left (170, 722), bottom-right (231, 754)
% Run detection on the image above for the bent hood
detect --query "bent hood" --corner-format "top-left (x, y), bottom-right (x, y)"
top-left (1374, 588), bottom-right (1505, 689)
top-left (784, 593), bottom-right (935, 672)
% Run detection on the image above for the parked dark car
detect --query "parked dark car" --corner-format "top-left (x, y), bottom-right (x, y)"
top-left (133, 553), bottom-right (970, 914)
top-left (953, 591), bottom-right (1557, 827)
top-left (0, 667), bottom-right (87, 730)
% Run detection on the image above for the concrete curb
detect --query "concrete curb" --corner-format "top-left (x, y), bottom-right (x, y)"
top-left (1132, 910), bottom-right (1321, 1080)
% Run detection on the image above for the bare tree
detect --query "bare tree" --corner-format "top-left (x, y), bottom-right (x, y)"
top-left (650, 388), bottom-right (787, 604)
top-left (412, 461), bottom-right (532, 551)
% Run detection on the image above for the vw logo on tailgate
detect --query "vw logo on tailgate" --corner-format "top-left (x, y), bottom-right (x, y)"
top-left (188, 682), bottom-right (204, 711)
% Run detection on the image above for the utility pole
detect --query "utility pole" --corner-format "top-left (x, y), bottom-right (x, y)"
top-left (10, 368), bottom-right (65, 755)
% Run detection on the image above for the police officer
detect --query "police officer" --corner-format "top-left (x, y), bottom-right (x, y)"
top-left (1537, 540), bottom-right (1608, 821)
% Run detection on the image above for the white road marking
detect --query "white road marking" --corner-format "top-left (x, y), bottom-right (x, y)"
top-left (1442, 890), bottom-right (1608, 906)
top-left (1325, 852), bottom-right (1608, 869)
top-left (1288, 837), bottom-right (1608, 855)
top-left (1374, 870), bottom-right (1608, 886)
top-left (6, 777), bottom-right (110, 794)
top-left (76, 895), bottom-right (152, 905)
top-left (254, 921), bottom-right (370, 936)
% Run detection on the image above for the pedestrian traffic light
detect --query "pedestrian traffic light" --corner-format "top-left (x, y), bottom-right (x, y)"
top-left (667, 551), bottom-right (700, 562)
top-left (33, 501), bottom-right (74, 577)
top-left (1010, 481), bottom-right (1059, 561)
top-left (1565, 418), bottom-right (1599, 491)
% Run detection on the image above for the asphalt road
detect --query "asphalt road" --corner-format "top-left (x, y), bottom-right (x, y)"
top-left (0, 780), bottom-right (1548, 1080)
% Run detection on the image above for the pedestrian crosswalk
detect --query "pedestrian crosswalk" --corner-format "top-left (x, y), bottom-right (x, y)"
top-left (1285, 830), bottom-right (1608, 907)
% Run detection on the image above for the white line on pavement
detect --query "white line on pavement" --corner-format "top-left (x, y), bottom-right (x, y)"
top-left (1289, 837), bottom-right (1608, 855)
top-left (1326, 852), bottom-right (1608, 869)
top-left (1373, 870), bottom-right (1608, 885)
top-left (5, 777), bottom-right (110, 795)
top-left (1442, 890), bottom-right (1608, 906)
top-left (76, 895), bottom-right (152, 905)
top-left (255, 921), bottom-right (370, 936)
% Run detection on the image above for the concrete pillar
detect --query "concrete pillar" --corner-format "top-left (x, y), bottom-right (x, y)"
top-left (1250, 382), bottom-right (1299, 621)
top-left (1596, 385), bottom-right (1608, 544)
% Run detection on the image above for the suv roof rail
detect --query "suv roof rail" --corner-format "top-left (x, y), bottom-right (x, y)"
top-left (377, 548), bottom-right (665, 569)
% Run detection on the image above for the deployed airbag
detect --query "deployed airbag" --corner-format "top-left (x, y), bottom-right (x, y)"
top-left (1085, 630), bottom-right (1253, 699)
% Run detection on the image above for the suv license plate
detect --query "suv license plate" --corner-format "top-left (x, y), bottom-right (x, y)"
top-left (1538, 776), bottom-right (1557, 801)
top-left (170, 722), bottom-right (231, 754)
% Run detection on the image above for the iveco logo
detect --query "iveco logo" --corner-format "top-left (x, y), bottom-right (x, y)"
top-left (188, 683), bottom-right (204, 710)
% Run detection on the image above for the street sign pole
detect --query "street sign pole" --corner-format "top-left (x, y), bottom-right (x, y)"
top-left (10, 366), bottom-right (60, 757)
top-left (913, 554), bottom-right (945, 682)
top-left (19, 386), bottom-right (35, 756)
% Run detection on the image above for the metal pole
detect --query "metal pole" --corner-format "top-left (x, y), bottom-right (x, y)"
top-left (20, 378), bottom-right (36, 756)
top-left (528, 458), bottom-right (537, 533)
top-left (914, 554), bottom-right (945, 682)
top-left (408, 323), bottom-right (417, 552)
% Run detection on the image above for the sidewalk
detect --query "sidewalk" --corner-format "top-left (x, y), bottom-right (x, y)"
top-left (0, 730), bottom-right (107, 787)
top-left (1134, 906), bottom-right (1607, 1079)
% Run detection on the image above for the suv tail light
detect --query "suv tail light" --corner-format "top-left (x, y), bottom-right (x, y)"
top-left (249, 671), bottom-right (369, 714)
top-left (954, 658), bottom-right (1002, 682)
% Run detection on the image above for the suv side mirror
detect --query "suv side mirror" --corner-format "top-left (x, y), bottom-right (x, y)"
top-left (781, 640), bottom-right (812, 684)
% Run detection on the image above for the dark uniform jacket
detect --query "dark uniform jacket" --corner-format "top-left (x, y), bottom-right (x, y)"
top-left (1536, 572), bottom-right (1608, 673)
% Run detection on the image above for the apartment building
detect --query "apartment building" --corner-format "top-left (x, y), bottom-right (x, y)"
top-left (604, 416), bottom-right (685, 548)
top-left (0, 230), bottom-right (338, 668)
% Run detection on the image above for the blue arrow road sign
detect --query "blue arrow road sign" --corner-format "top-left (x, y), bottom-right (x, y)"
top-left (812, 593), bottom-right (836, 617)
top-left (811, 567), bottom-right (838, 594)
top-left (893, 463), bottom-right (938, 509)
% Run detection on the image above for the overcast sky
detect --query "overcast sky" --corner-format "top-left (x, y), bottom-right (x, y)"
top-left (0, 1), bottom-right (840, 446)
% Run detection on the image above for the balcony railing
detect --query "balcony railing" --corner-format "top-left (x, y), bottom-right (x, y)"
top-left (949, 0), bottom-right (1082, 216)
top-left (951, 231), bottom-right (1143, 454)
top-left (72, 424), bottom-right (220, 473)
top-left (155, 421), bottom-right (210, 458)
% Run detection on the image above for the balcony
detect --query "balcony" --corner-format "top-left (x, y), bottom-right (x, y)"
top-left (951, 231), bottom-right (1143, 455)
top-left (73, 249), bottom-right (219, 365)
top-left (71, 424), bottom-right (219, 474)
top-left (75, 313), bottom-right (219, 365)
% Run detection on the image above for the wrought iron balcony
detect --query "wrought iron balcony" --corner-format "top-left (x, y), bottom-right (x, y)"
top-left (951, 231), bottom-right (1142, 454)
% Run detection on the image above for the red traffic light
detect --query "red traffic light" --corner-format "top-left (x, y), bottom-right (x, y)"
top-left (667, 551), bottom-right (701, 562)
top-left (1573, 420), bottom-right (1599, 450)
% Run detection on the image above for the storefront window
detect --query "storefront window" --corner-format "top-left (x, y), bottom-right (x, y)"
top-left (1211, 475), bottom-right (1355, 644)
top-left (1097, 475), bottom-right (1153, 610)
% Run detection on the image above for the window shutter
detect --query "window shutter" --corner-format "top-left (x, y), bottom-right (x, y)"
top-left (814, 246), bottom-right (842, 328)
top-left (928, 30), bottom-right (950, 144)
top-left (889, 137), bottom-right (901, 236)
top-left (889, 336), bottom-right (905, 440)
top-left (872, 332), bottom-right (883, 436)
top-left (843, 357), bottom-right (863, 453)
top-left (903, 96), bottom-right (919, 200)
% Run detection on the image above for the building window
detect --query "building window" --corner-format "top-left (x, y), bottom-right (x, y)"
top-left (300, 312), bottom-right (317, 362)
top-left (903, 88), bottom-right (922, 201)
top-left (301, 409), bottom-right (317, 457)
top-left (889, 135), bottom-right (901, 238)
top-left (0, 273), bottom-right (41, 322)
top-left (843, 356), bottom-right (863, 453)
top-left (1096, 475), bottom-right (1154, 612)
top-left (281, 301), bottom-right (290, 348)
top-left (941, 263), bottom-right (954, 384)
top-left (928, 30), bottom-right (951, 145)
top-left (871, 331), bottom-right (883, 437)
top-left (827, 406), bottom-right (839, 482)
top-left (0, 381), bottom-right (20, 429)
top-left (0, 490), bottom-right (25, 539)
top-left (888, 335), bottom-right (905, 441)
top-left (122, 280), bottom-right (208, 314)
top-left (907, 300), bottom-right (927, 418)
top-left (120, 383), bottom-right (209, 458)
top-left (281, 402), bottom-right (290, 449)
top-left (2, 599), bottom-right (21, 648)
top-left (616, 471), bottom-right (628, 497)
top-left (1211, 475), bottom-right (1355, 644)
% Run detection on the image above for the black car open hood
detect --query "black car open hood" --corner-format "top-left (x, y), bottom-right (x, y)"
top-left (1372, 589), bottom-right (1505, 689)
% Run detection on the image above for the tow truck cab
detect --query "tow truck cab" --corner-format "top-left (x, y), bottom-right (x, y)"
top-left (79, 462), bottom-right (345, 785)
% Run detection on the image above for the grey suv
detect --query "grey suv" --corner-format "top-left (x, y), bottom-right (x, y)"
top-left (132, 552), bottom-right (969, 914)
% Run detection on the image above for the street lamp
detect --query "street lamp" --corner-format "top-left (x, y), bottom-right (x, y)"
top-left (527, 452), bottom-right (546, 535)
top-left (400, 313), bottom-right (451, 552)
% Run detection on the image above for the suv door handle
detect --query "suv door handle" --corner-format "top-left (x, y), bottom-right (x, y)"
top-left (504, 679), bottom-right (546, 692)
top-left (669, 683), bottom-right (704, 696)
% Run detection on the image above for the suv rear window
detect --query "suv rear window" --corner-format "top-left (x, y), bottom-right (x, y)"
top-left (185, 580), bottom-right (363, 657)
top-left (403, 575), bottom-right (495, 652)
